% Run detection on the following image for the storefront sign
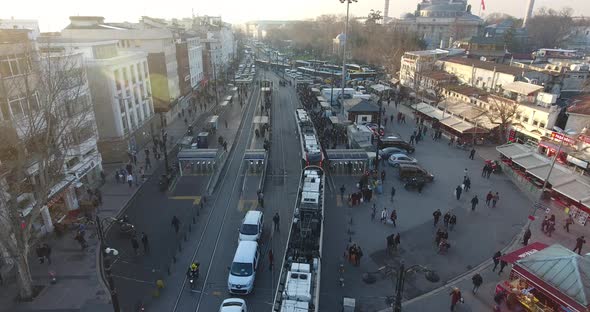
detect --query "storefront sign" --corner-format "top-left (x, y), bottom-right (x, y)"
top-left (550, 132), bottom-right (576, 146)
top-left (579, 134), bottom-right (590, 145)
top-left (566, 155), bottom-right (589, 169)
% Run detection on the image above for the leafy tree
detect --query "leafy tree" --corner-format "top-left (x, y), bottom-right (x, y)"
top-left (483, 95), bottom-right (521, 142)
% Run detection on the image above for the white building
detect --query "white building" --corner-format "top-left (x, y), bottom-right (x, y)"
top-left (187, 37), bottom-right (204, 90)
top-left (41, 36), bottom-right (155, 163)
top-left (0, 18), bottom-right (40, 39)
top-left (61, 16), bottom-right (179, 125)
top-left (400, 49), bottom-right (449, 88)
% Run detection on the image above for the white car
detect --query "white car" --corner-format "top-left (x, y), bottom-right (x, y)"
top-left (219, 298), bottom-right (248, 312)
top-left (388, 153), bottom-right (417, 167)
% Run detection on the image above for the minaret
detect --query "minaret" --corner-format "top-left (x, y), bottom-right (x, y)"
top-left (522, 0), bottom-right (535, 28)
top-left (384, 0), bottom-right (390, 22)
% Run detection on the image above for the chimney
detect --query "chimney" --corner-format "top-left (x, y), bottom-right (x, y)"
top-left (384, 0), bottom-right (390, 22)
top-left (522, 0), bottom-right (535, 28)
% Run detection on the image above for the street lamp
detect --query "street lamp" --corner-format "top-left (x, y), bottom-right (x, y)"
top-left (339, 0), bottom-right (357, 115)
top-left (393, 262), bottom-right (439, 312)
top-left (375, 98), bottom-right (383, 170)
top-left (527, 126), bottom-right (576, 228)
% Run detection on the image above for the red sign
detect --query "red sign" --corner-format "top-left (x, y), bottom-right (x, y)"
top-left (579, 134), bottom-right (590, 145)
top-left (550, 132), bottom-right (576, 146)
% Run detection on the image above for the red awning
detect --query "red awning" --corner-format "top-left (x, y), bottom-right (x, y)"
top-left (512, 265), bottom-right (589, 312)
top-left (499, 242), bottom-right (549, 263)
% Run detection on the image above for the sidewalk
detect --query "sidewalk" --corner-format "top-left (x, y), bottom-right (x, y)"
top-left (0, 89), bottom-right (223, 312)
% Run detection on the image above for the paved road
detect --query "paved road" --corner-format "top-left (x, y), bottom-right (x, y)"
top-left (319, 102), bottom-right (532, 311)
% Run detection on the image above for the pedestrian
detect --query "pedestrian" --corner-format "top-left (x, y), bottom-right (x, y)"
top-left (131, 236), bottom-right (140, 256)
top-left (141, 232), bottom-right (150, 254)
top-left (449, 214), bottom-right (457, 231)
top-left (443, 211), bottom-right (451, 228)
top-left (268, 249), bottom-right (274, 271)
top-left (145, 157), bottom-right (151, 170)
top-left (498, 258), bottom-right (508, 275)
top-left (564, 215), bottom-right (574, 233)
top-left (42, 243), bottom-right (52, 264)
top-left (574, 236), bottom-right (586, 255)
top-left (115, 171), bottom-right (120, 184)
top-left (390, 186), bottom-right (396, 202)
top-left (100, 170), bottom-right (106, 184)
top-left (371, 205), bottom-right (376, 221)
top-left (463, 168), bottom-right (468, 178)
top-left (433, 209), bottom-right (442, 227)
top-left (36, 245), bottom-right (45, 264)
top-left (257, 190), bottom-right (264, 208)
top-left (127, 173), bottom-right (134, 188)
top-left (482, 164), bottom-right (488, 177)
top-left (472, 273), bottom-right (483, 294)
top-left (340, 184), bottom-right (346, 198)
top-left (74, 231), bottom-right (87, 250)
top-left (409, 134), bottom-right (415, 145)
top-left (455, 185), bottom-right (462, 200)
top-left (523, 228), bottom-right (531, 246)
top-left (381, 170), bottom-right (386, 182)
top-left (492, 251), bottom-right (502, 271)
top-left (381, 208), bottom-right (387, 224)
top-left (273, 212), bottom-right (280, 231)
top-left (394, 233), bottom-right (401, 250)
top-left (355, 246), bottom-right (363, 266)
top-left (492, 192), bottom-right (499, 208)
top-left (94, 188), bottom-right (103, 205)
top-left (470, 195), bottom-right (479, 211)
top-left (486, 191), bottom-right (493, 207)
top-left (449, 287), bottom-right (463, 311)
top-left (469, 148), bottom-right (476, 160)
top-left (463, 177), bottom-right (471, 191)
top-left (171, 215), bottom-right (180, 234)
top-left (390, 209), bottom-right (397, 227)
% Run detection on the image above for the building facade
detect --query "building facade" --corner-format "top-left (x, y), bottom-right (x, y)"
top-left (61, 16), bottom-right (179, 125)
top-left (391, 0), bottom-right (483, 49)
top-left (399, 49), bottom-right (449, 88)
top-left (43, 37), bottom-right (155, 162)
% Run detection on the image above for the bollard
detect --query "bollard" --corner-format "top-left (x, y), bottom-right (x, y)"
top-left (184, 232), bottom-right (188, 242)
top-left (188, 223), bottom-right (192, 232)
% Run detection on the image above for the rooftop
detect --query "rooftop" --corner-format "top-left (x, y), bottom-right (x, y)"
top-left (348, 99), bottom-right (380, 113)
top-left (442, 57), bottom-right (526, 76)
top-left (405, 49), bottom-right (449, 57)
top-left (421, 71), bottom-right (456, 81)
top-left (440, 84), bottom-right (488, 98)
top-left (567, 94), bottom-right (590, 116)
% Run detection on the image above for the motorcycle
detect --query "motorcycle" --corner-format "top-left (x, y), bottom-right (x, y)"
top-left (404, 177), bottom-right (425, 192)
top-left (187, 269), bottom-right (199, 289)
top-left (113, 216), bottom-right (136, 236)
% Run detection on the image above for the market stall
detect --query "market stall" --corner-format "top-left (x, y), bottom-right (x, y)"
top-left (496, 244), bottom-right (590, 312)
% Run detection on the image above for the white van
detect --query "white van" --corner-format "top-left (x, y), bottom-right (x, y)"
top-left (239, 211), bottom-right (263, 242)
top-left (228, 241), bottom-right (259, 295)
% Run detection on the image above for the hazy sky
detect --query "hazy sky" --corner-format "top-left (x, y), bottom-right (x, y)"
top-left (4, 0), bottom-right (590, 32)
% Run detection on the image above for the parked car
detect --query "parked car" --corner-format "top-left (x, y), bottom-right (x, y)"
top-left (397, 164), bottom-right (434, 182)
top-left (388, 154), bottom-right (418, 167)
top-left (379, 138), bottom-right (415, 154)
top-left (219, 298), bottom-right (248, 312)
top-left (238, 211), bottom-right (263, 242)
top-left (379, 147), bottom-right (407, 160)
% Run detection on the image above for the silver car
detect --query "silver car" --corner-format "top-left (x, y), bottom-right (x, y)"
top-left (388, 153), bottom-right (418, 167)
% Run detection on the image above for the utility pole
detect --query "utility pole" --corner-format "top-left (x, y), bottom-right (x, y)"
top-left (394, 262), bottom-right (405, 312)
top-left (159, 112), bottom-right (170, 175)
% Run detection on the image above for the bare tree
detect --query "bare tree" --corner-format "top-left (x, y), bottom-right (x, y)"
top-left (483, 95), bottom-right (521, 143)
top-left (527, 7), bottom-right (574, 49)
top-left (0, 41), bottom-right (94, 300)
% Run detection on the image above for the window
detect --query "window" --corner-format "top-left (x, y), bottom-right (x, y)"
top-left (122, 68), bottom-right (129, 88)
top-left (0, 54), bottom-right (31, 78)
top-left (522, 117), bottom-right (529, 123)
top-left (539, 122), bottom-right (546, 128)
top-left (121, 115), bottom-right (128, 133)
top-left (131, 64), bottom-right (137, 84)
top-left (143, 61), bottom-right (148, 78)
top-left (9, 96), bottom-right (25, 117)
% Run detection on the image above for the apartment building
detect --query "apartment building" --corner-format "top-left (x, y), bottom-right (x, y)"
top-left (61, 16), bottom-right (179, 125)
top-left (41, 35), bottom-right (154, 163)
top-left (399, 49), bottom-right (449, 88)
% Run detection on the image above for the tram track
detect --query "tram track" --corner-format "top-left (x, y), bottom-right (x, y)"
top-left (170, 81), bottom-right (261, 312)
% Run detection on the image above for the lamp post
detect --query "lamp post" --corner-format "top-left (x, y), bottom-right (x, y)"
top-left (159, 112), bottom-right (170, 176)
top-left (339, 0), bottom-right (357, 115)
top-left (393, 262), bottom-right (439, 312)
top-left (375, 99), bottom-right (383, 170)
top-left (95, 216), bottom-right (121, 312)
top-left (527, 126), bottom-right (576, 228)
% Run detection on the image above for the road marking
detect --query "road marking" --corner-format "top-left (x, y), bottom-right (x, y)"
top-left (238, 199), bottom-right (258, 212)
top-left (170, 196), bottom-right (201, 205)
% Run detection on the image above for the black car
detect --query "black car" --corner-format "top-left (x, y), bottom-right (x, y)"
top-left (397, 164), bottom-right (434, 182)
top-left (379, 138), bottom-right (415, 154)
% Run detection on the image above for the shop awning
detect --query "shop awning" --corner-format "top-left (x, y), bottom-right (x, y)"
top-left (499, 242), bottom-right (548, 263)
top-left (514, 244), bottom-right (590, 310)
top-left (370, 84), bottom-right (392, 93)
top-left (439, 115), bottom-right (489, 134)
top-left (496, 143), bottom-right (534, 159)
top-left (511, 154), bottom-right (547, 170)
top-left (526, 162), bottom-right (570, 184)
top-left (553, 179), bottom-right (590, 207)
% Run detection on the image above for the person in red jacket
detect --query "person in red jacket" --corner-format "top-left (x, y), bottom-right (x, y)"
top-left (450, 287), bottom-right (463, 311)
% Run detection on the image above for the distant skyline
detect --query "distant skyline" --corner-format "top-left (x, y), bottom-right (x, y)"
top-left (3, 0), bottom-right (590, 32)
